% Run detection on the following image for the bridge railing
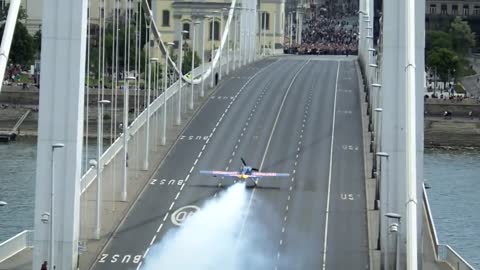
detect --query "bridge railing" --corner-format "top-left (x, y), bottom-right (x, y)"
top-left (0, 230), bottom-right (33, 263)
top-left (423, 186), bottom-right (475, 270)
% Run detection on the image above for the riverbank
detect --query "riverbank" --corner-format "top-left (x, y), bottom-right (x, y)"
top-left (425, 116), bottom-right (480, 148)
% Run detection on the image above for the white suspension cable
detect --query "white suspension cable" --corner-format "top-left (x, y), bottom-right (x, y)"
top-left (141, 0), bottom-right (239, 85)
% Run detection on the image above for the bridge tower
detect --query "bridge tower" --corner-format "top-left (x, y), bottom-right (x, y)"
top-left (381, 0), bottom-right (425, 269)
top-left (32, 0), bottom-right (87, 269)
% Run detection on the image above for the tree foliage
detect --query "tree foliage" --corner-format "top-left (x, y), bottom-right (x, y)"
top-left (426, 31), bottom-right (452, 53)
top-left (0, 21), bottom-right (35, 66)
top-left (0, 4), bottom-right (28, 21)
top-left (427, 48), bottom-right (460, 83)
top-left (182, 47), bottom-right (201, 75)
top-left (33, 29), bottom-right (41, 54)
top-left (449, 17), bottom-right (475, 56)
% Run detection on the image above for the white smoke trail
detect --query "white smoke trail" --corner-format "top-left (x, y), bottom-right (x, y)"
top-left (142, 183), bottom-right (266, 270)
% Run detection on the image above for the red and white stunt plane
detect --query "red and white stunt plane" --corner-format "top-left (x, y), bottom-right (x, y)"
top-left (200, 158), bottom-right (289, 188)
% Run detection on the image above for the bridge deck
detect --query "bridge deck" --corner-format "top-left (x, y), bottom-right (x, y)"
top-left (0, 56), bottom-right (453, 270)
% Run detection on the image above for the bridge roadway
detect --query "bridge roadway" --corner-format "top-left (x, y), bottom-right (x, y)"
top-left (91, 55), bottom-right (369, 270)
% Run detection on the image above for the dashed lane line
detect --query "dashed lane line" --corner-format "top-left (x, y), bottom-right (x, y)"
top-left (137, 60), bottom-right (281, 266)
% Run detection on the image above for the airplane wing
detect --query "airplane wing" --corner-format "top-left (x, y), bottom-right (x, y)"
top-left (199, 170), bottom-right (240, 177)
top-left (252, 172), bottom-right (290, 177)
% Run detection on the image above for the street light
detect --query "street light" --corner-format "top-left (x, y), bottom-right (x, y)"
top-left (178, 30), bottom-right (189, 124)
top-left (218, 9), bottom-right (226, 81)
top-left (385, 213), bottom-right (402, 270)
top-left (95, 99), bottom-right (110, 240)
top-left (50, 143), bottom-right (64, 270)
top-left (190, 21), bottom-right (200, 109)
top-left (163, 42), bottom-right (175, 145)
top-left (208, 15), bottom-right (215, 88)
top-left (122, 76), bottom-right (136, 202)
top-left (224, 8), bottom-right (230, 76)
top-left (144, 57), bottom-right (158, 170)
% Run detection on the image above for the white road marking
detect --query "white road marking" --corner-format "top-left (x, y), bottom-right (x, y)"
top-left (175, 192), bottom-right (180, 200)
top-left (193, 159), bottom-right (198, 165)
top-left (163, 212), bottom-right (169, 222)
top-left (150, 235), bottom-right (156, 246)
top-left (236, 60), bottom-right (311, 251)
top-left (169, 202), bottom-right (175, 211)
top-left (143, 247), bottom-right (150, 258)
top-left (198, 152), bottom-right (203, 158)
top-left (156, 223), bottom-right (163, 233)
top-left (136, 262), bottom-right (143, 270)
top-left (180, 183), bottom-right (185, 191)
top-left (282, 227), bottom-right (285, 233)
top-left (185, 174), bottom-right (190, 182)
top-left (322, 61), bottom-right (340, 270)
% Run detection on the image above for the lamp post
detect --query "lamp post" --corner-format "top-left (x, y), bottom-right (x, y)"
top-left (375, 151), bottom-right (389, 253)
top-left (372, 107), bottom-right (383, 177)
top-left (225, 8), bottom-right (230, 76)
top-left (178, 30), bottom-right (189, 125)
top-left (209, 15), bottom-right (215, 88)
top-left (163, 42), bottom-right (175, 145)
top-left (144, 58), bottom-right (158, 170)
top-left (200, 21), bottom-right (206, 98)
top-left (50, 143), bottom-right (64, 270)
top-left (122, 76), bottom-right (136, 202)
top-left (232, 11), bottom-right (237, 71)
top-left (219, 9), bottom-right (226, 81)
top-left (95, 99), bottom-right (110, 240)
top-left (385, 213), bottom-right (402, 270)
top-left (190, 21), bottom-right (200, 109)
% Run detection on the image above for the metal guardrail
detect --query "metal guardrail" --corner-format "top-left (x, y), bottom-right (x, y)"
top-left (0, 230), bottom-right (33, 263)
top-left (423, 186), bottom-right (476, 270)
top-left (438, 244), bottom-right (476, 270)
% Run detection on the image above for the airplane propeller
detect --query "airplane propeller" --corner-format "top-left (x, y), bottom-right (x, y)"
top-left (241, 158), bottom-right (259, 171)
top-left (241, 157), bottom-right (247, 166)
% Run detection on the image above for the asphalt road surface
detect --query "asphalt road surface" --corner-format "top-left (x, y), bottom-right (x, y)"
top-left (91, 56), bottom-right (368, 270)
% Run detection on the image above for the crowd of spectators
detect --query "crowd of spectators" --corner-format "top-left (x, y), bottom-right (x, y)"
top-left (285, 5), bottom-right (359, 55)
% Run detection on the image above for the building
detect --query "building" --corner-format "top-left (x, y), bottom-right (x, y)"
top-left (16, 0), bottom-right (284, 56)
top-left (426, 0), bottom-right (480, 40)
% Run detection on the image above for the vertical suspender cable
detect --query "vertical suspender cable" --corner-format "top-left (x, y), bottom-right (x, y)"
top-left (85, 0), bottom-right (91, 173)
top-left (405, 0), bottom-right (418, 269)
top-left (101, 0), bottom-right (106, 149)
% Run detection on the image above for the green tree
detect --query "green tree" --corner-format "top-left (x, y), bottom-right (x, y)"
top-left (426, 31), bottom-right (452, 54)
top-left (33, 29), bottom-right (41, 54)
top-left (427, 48), bottom-right (460, 83)
top-left (182, 48), bottom-right (201, 75)
top-left (0, 21), bottom-right (35, 66)
top-left (0, 4), bottom-right (28, 21)
top-left (449, 16), bottom-right (475, 56)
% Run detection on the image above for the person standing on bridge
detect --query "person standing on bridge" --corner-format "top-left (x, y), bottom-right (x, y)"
top-left (40, 261), bottom-right (47, 270)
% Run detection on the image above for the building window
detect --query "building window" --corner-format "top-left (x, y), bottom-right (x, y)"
top-left (452, 5), bottom-right (458, 15)
top-left (429, 4), bottom-right (436, 14)
top-left (209, 21), bottom-right (220, 40)
top-left (261, 12), bottom-right (270, 30)
top-left (182, 23), bottom-right (190, 40)
top-left (463, 5), bottom-right (469, 16)
top-left (441, 4), bottom-right (447, 15)
top-left (162, 10), bottom-right (170, 26)
top-left (475, 6), bottom-right (480, 16)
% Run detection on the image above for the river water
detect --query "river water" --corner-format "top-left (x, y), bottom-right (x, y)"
top-left (0, 141), bottom-right (478, 268)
